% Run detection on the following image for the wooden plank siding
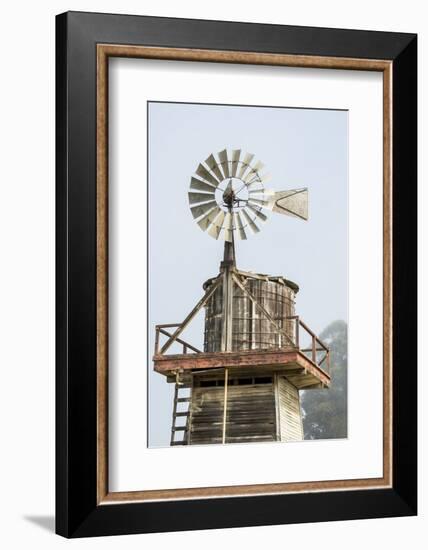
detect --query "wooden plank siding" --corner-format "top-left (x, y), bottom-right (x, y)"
top-left (277, 376), bottom-right (304, 441)
top-left (189, 380), bottom-right (276, 445)
top-left (186, 374), bottom-right (303, 445)
top-left (203, 275), bottom-right (297, 353)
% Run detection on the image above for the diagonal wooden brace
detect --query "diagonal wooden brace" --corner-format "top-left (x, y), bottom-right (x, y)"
top-left (159, 274), bottom-right (224, 355)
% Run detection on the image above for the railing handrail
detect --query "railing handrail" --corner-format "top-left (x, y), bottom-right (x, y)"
top-left (154, 324), bottom-right (202, 355)
top-left (286, 315), bottom-right (330, 376)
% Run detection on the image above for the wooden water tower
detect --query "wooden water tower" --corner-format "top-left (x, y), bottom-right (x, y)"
top-left (153, 149), bottom-right (330, 446)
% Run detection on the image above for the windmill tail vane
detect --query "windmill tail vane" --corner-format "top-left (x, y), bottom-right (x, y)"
top-left (188, 148), bottom-right (309, 243)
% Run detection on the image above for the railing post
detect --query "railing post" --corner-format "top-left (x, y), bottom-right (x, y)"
top-left (312, 334), bottom-right (316, 364)
top-left (295, 317), bottom-right (300, 349)
top-left (155, 327), bottom-right (160, 355)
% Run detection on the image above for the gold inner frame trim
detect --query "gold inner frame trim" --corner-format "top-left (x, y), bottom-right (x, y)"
top-left (96, 43), bottom-right (393, 504)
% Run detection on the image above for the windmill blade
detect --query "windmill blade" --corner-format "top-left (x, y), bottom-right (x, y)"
top-left (249, 188), bottom-right (275, 198)
top-left (250, 188), bottom-right (276, 211)
top-left (197, 206), bottom-right (221, 231)
top-left (222, 211), bottom-right (233, 231)
top-left (237, 152), bottom-right (254, 179)
top-left (243, 160), bottom-right (265, 184)
top-left (249, 187), bottom-right (273, 195)
top-left (247, 204), bottom-right (268, 222)
top-left (223, 230), bottom-right (233, 243)
top-left (272, 188), bottom-right (309, 220)
top-left (212, 210), bottom-right (226, 227)
top-left (242, 167), bottom-right (257, 184)
top-left (190, 200), bottom-right (217, 219)
top-left (230, 149), bottom-right (241, 177)
top-left (247, 172), bottom-right (272, 186)
top-left (188, 191), bottom-right (215, 205)
top-left (246, 180), bottom-right (264, 193)
top-left (221, 212), bottom-right (234, 242)
top-left (242, 208), bottom-right (260, 234)
top-left (233, 212), bottom-right (247, 240)
top-left (205, 154), bottom-right (224, 182)
top-left (248, 197), bottom-right (269, 208)
top-left (195, 163), bottom-right (220, 187)
top-left (252, 160), bottom-right (265, 173)
top-left (190, 177), bottom-right (217, 193)
top-left (207, 210), bottom-right (226, 240)
top-left (218, 149), bottom-right (230, 178)
top-left (207, 223), bottom-right (222, 240)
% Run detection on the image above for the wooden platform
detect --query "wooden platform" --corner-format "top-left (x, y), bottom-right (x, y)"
top-left (153, 348), bottom-right (330, 389)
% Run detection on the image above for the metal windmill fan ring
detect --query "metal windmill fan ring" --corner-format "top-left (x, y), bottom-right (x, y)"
top-left (189, 149), bottom-right (309, 242)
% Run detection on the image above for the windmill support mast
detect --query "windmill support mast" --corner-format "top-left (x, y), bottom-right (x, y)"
top-left (219, 202), bottom-right (235, 442)
top-left (220, 203), bottom-right (235, 353)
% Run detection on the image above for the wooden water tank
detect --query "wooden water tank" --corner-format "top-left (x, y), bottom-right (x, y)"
top-left (203, 271), bottom-right (299, 352)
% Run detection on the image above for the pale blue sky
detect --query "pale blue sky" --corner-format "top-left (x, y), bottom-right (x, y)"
top-left (148, 101), bottom-right (348, 447)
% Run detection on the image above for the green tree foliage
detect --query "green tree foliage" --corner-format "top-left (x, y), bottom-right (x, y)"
top-left (301, 320), bottom-right (348, 439)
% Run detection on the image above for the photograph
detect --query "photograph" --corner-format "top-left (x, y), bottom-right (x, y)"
top-left (148, 101), bottom-right (348, 448)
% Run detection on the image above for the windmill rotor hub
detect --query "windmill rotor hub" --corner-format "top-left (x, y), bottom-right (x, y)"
top-left (220, 178), bottom-right (249, 210)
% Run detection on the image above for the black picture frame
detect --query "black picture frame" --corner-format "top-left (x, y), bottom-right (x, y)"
top-left (56, 11), bottom-right (417, 538)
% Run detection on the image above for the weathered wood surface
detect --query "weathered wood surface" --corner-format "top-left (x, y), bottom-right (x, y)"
top-left (159, 275), bottom-right (223, 354)
top-left (277, 376), bottom-right (304, 441)
top-left (154, 348), bottom-right (330, 388)
top-left (189, 381), bottom-right (276, 445)
top-left (185, 374), bottom-right (304, 445)
top-left (204, 273), bottom-right (297, 353)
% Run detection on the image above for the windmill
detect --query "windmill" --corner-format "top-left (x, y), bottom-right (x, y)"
top-left (153, 149), bottom-right (331, 446)
top-left (189, 149), bottom-right (308, 244)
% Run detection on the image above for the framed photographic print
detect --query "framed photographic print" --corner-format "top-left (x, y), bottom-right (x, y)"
top-left (56, 11), bottom-right (417, 537)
